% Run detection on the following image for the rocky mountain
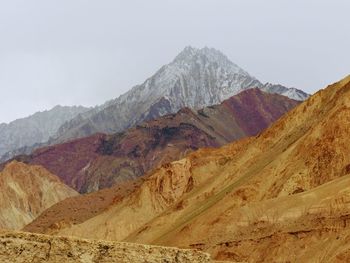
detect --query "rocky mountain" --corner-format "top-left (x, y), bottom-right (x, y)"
top-left (53, 46), bottom-right (308, 144)
top-left (0, 161), bottom-right (78, 230)
top-left (0, 105), bottom-right (89, 158)
top-left (5, 89), bottom-right (299, 194)
top-left (29, 75), bottom-right (350, 262)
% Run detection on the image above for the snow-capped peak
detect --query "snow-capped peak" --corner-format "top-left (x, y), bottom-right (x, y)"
top-left (173, 46), bottom-right (248, 76)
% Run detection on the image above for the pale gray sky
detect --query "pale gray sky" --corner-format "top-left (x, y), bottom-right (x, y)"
top-left (0, 0), bottom-right (349, 123)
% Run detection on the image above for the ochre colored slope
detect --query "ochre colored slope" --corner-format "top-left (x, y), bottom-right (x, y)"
top-left (0, 161), bottom-right (78, 230)
top-left (50, 75), bottom-right (350, 262)
top-left (23, 177), bottom-right (144, 234)
top-left (4, 88), bottom-right (298, 193)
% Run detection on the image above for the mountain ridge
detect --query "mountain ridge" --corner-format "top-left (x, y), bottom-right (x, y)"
top-left (4, 88), bottom-right (299, 193)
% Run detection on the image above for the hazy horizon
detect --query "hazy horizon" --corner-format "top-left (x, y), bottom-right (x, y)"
top-left (1, 0), bottom-right (349, 124)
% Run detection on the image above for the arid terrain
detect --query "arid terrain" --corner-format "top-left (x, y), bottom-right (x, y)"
top-left (22, 75), bottom-right (350, 262)
top-left (0, 2), bottom-right (347, 261)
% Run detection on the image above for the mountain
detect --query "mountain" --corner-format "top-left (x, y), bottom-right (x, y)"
top-left (0, 161), bottom-right (78, 230)
top-left (0, 47), bottom-right (308, 162)
top-left (5, 89), bottom-right (299, 194)
top-left (0, 105), bottom-right (89, 158)
top-left (32, 75), bottom-right (350, 262)
top-left (53, 46), bottom-right (308, 144)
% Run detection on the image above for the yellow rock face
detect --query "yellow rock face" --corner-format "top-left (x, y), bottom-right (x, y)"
top-left (33, 75), bottom-right (350, 261)
top-left (0, 161), bottom-right (78, 230)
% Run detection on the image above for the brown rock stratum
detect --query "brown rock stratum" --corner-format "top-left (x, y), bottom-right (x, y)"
top-left (0, 161), bottom-right (78, 230)
top-left (28, 75), bottom-right (350, 262)
top-left (4, 88), bottom-right (298, 194)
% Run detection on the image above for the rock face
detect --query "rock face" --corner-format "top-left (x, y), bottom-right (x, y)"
top-left (39, 75), bottom-right (350, 262)
top-left (6, 89), bottom-right (299, 193)
top-left (53, 47), bottom-right (308, 144)
top-left (0, 161), bottom-right (78, 230)
top-left (0, 230), bottom-right (211, 263)
top-left (0, 105), bottom-right (89, 160)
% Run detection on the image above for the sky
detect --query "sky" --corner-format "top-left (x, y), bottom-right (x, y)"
top-left (0, 0), bottom-right (349, 124)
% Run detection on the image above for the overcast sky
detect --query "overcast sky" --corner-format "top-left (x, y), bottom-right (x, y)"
top-left (0, 0), bottom-right (349, 123)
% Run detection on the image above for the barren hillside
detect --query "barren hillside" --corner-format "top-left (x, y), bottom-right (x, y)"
top-left (0, 161), bottom-right (78, 230)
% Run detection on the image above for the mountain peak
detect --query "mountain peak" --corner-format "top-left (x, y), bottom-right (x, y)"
top-left (173, 46), bottom-right (246, 75)
top-left (179, 45), bottom-right (198, 55)
top-left (175, 46), bottom-right (225, 57)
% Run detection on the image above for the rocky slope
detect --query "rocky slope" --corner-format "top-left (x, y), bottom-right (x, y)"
top-left (53, 47), bottom-right (308, 144)
top-left (37, 75), bottom-right (350, 262)
top-left (0, 230), bottom-right (211, 263)
top-left (5, 89), bottom-right (299, 193)
top-left (0, 105), bottom-right (89, 160)
top-left (0, 161), bottom-right (78, 230)
top-left (24, 178), bottom-right (145, 234)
